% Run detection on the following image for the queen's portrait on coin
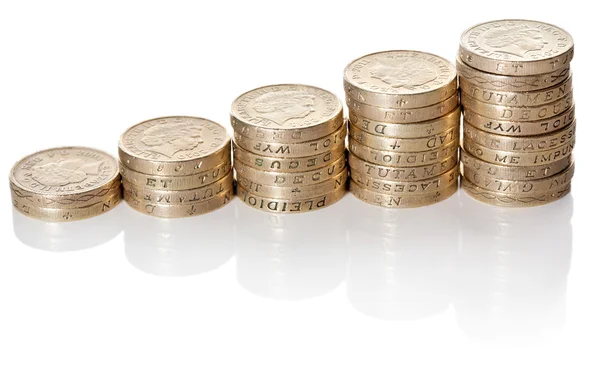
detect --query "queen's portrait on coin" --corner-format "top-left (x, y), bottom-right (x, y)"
top-left (369, 58), bottom-right (437, 90)
top-left (31, 159), bottom-right (102, 186)
top-left (140, 125), bottom-right (204, 158)
top-left (483, 26), bottom-right (546, 57)
top-left (252, 90), bottom-right (316, 125)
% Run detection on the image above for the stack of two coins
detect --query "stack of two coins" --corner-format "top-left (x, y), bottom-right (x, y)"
top-left (457, 20), bottom-right (576, 207)
top-left (118, 116), bottom-right (233, 217)
top-left (344, 51), bottom-right (460, 208)
top-left (230, 84), bottom-right (347, 213)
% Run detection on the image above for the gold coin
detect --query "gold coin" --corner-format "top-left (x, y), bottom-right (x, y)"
top-left (463, 121), bottom-right (576, 152)
top-left (462, 136), bottom-right (574, 166)
top-left (237, 168), bottom-right (348, 199)
top-left (232, 141), bottom-right (345, 173)
top-left (462, 162), bottom-right (574, 194)
top-left (230, 84), bottom-right (344, 142)
top-left (456, 58), bottom-right (570, 92)
top-left (234, 153), bottom-right (345, 187)
top-left (236, 184), bottom-right (346, 213)
top-left (463, 104), bottom-right (575, 137)
top-left (12, 192), bottom-right (121, 222)
top-left (461, 177), bottom-right (571, 207)
top-left (459, 20), bottom-right (574, 76)
top-left (348, 151), bottom-right (458, 180)
top-left (350, 164), bottom-right (459, 195)
top-left (349, 180), bottom-right (457, 208)
top-left (349, 137), bottom-right (458, 167)
top-left (233, 124), bottom-right (346, 158)
top-left (459, 75), bottom-right (572, 107)
top-left (349, 107), bottom-right (460, 138)
top-left (343, 50), bottom-right (457, 109)
top-left (347, 92), bottom-right (458, 123)
top-left (119, 160), bottom-right (231, 190)
top-left (461, 91), bottom-right (573, 121)
top-left (461, 150), bottom-right (571, 180)
top-left (124, 188), bottom-right (233, 218)
top-left (349, 123), bottom-right (458, 152)
top-left (122, 170), bottom-right (233, 205)
top-left (118, 116), bottom-right (231, 176)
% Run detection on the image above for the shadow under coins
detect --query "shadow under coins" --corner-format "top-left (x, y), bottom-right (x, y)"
top-left (234, 196), bottom-right (349, 301)
top-left (123, 202), bottom-right (235, 276)
top-left (12, 203), bottom-right (124, 252)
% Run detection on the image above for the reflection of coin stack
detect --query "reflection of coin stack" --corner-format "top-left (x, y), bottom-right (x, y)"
top-left (344, 51), bottom-right (460, 208)
top-left (457, 20), bottom-right (575, 207)
top-left (9, 146), bottom-right (121, 222)
top-left (230, 84), bottom-right (347, 213)
top-left (118, 116), bottom-right (233, 217)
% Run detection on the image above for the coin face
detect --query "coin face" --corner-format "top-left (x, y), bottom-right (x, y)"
top-left (119, 116), bottom-right (229, 163)
top-left (10, 147), bottom-right (119, 196)
top-left (344, 51), bottom-right (456, 96)
top-left (230, 84), bottom-right (343, 130)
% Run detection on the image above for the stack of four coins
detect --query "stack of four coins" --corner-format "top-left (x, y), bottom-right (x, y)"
top-left (118, 116), bottom-right (233, 217)
top-left (344, 51), bottom-right (460, 208)
top-left (231, 84), bottom-right (347, 213)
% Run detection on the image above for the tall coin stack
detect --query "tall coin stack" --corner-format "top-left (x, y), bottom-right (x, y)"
top-left (118, 116), bottom-right (233, 217)
top-left (230, 84), bottom-right (347, 213)
top-left (344, 51), bottom-right (460, 208)
top-left (457, 19), bottom-right (575, 207)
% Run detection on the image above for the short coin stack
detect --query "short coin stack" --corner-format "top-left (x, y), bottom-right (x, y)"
top-left (344, 51), bottom-right (460, 208)
top-left (118, 116), bottom-right (233, 217)
top-left (10, 146), bottom-right (121, 222)
top-left (230, 84), bottom-right (347, 213)
top-left (457, 19), bottom-right (575, 207)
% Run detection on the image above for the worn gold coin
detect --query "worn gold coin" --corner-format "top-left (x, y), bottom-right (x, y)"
top-left (461, 177), bottom-right (571, 207)
top-left (349, 123), bottom-right (458, 152)
top-left (124, 188), bottom-right (233, 218)
top-left (236, 184), bottom-right (346, 213)
top-left (461, 150), bottom-right (571, 180)
top-left (13, 192), bottom-right (121, 222)
top-left (349, 137), bottom-right (458, 167)
top-left (348, 151), bottom-right (458, 180)
top-left (349, 180), bottom-right (457, 208)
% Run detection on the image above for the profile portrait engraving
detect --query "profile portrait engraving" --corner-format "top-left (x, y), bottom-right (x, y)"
top-left (252, 90), bottom-right (316, 125)
top-left (31, 159), bottom-right (102, 186)
top-left (369, 58), bottom-right (437, 89)
top-left (140, 124), bottom-right (204, 158)
top-left (483, 25), bottom-right (546, 57)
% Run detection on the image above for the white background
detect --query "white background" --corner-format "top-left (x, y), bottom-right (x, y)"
top-left (1, 1), bottom-right (598, 385)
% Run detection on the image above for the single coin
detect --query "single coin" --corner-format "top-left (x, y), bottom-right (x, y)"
top-left (459, 19), bottom-right (574, 76)
top-left (463, 104), bottom-right (575, 136)
top-left (347, 92), bottom-right (458, 123)
top-left (461, 177), bottom-right (571, 207)
top-left (349, 180), bottom-right (457, 208)
top-left (232, 142), bottom-right (345, 173)
top-left (9, 146), bottom-right (121, 206)
top-left (463, 121), bottom-right (576, 152)
top-left (12, 192), bottom-right (121, 222)
top-left (119, 160), bottom-right (231, 190)
top-left (350, 164), bottom-right (459, 195)
top-left (118, 116), bottom-right (231, 175)
top-left (461, 150), bottom-right (571, 180)
top-left (124, 188), bottom-right (233, 218)
top-left (461, 91), bottom-right (573, 121)
top-left (233, 124), bottom-right (346, 158)
top-left (122, 170), bottom-right (233, 205)
top-left (456, 59), bottom-right (570, 91)
top-left (349, 106), bottom-right (460, 138)
top-left (462, 136), bottom-right (575, 166)
top-left (230, 84), bottom-right (344, 142)
top-left (349, 137), bottom-right (458, 167)
top-left (343, 50), bottom-right (457, 109)
top-left (459, 75), bottom-right (572, 107)
top-left (462, 162), bottom-right (574, 194)
top-left (349, 123), bottom-right (458, 152)
top-left (348, 150), bottom-right (458, 180)
top-left (236, 184), bottom-right (346, 213)
top-left (237, 168), bottom-right (348, 199)
top-left (234, 153), bottom-right (346, 187)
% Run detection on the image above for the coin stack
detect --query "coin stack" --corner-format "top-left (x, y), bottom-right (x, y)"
top-left (230, 84), bottom-right (347, 213)
top-left (457, 19), bottom-right (575, 207)
top-left (118, 116), bottom-right (233, 217)
top-left (344, 51), bottom-right (460, 208)
top-left (9, 146), bottom-right (121, 222)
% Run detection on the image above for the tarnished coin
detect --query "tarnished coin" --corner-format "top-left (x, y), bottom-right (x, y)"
top-left (119, 116), bottom-right (230, 176)
top-left (349, 123), bottom-right (458, 152)
top-left (348, 151), bottom-right (458, 180)
top-left (124, 188), bottom-right (233, 218)
top-left (461, 150), bottom-right (571, 180)
top-left (349, 180), bottom-right (457, 208)
top-left (459, 20), bottom-right (574, 76)
top-left (236, 184), bottom-right (346, 213)
top-left (230, 84), bottom-right (344, 142)
top-left (349, 137), bottom-right (459, 167)
top-left (9, 146), bottom-right (121, 208)
top-left (344, 51), bottom-right (457, 109)
top-left (13, 192), bottom-right (121, 222)
top-left (461, 177), bottom-right (571, 207)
